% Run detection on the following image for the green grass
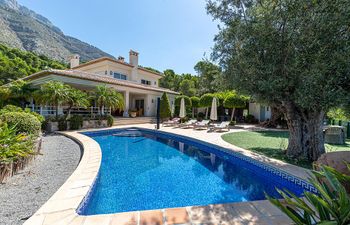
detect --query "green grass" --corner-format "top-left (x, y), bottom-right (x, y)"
top-left (221, 131), bottom-right (350, 169)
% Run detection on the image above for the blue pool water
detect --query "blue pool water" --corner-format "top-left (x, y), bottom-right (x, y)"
top-left (79, 129), bottom-right (311, 215)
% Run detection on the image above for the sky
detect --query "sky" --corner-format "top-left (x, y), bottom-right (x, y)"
top-left (17, 0), bottom-right (219, 74)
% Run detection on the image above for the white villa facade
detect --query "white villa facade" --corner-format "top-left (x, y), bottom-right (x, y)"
top-left (24, 50), bottom-right (178, 117)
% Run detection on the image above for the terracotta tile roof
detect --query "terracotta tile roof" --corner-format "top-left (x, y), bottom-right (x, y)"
top-left (71, 57), bottom-right (163, 77)
top-left (23, 69), bottom-right (179, 95)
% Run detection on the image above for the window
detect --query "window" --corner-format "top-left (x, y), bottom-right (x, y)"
top-left (113, 72), bottom-right (127, 80)
top-left (141, 79), bottom-right (151, 85)
top-left (105, 70), bottom-right (108, 75)
top-left (266, 106), bottom-right (270, 111)
top-left (110, 71), bottom-right (113, 75)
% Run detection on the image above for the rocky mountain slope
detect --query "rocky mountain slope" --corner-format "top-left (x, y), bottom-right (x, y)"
top-left (0, 0), bottom-right (113, 62)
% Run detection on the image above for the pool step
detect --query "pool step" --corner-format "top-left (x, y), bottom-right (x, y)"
top-left (113, 117), bottom-right (157, 126)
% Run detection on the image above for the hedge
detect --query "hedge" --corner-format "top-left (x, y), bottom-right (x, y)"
top-left (0, 112), bottom-right (41, 136)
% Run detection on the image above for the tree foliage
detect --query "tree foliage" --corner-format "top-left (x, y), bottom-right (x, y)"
top-left (179, 79), bottom-right (196, 97)
top-left (160, 92), bottom-right (172, 119)
top-left (224, 93), bottom-right (249, 121)
top-left (34, 81), bottom-right (70, 118)
top-left (199, 93), bottom-right (215, 108)
top-left (0, 44), bottom-right (66, 85)
top-left (7, 80), bottom-right (35, 108)
top-left (207, 0), bottom-right (350, 161)
top-left (93, 85), bottom-right (124, 116)
top-left (190, 96), bottom-right (200, 108)
top-left (66, 87), bottom-right (90, 118)
top-left (175, 95), bottom-right (192, 107)
top-left (223, 94), bottom-right (248, 109)
top-left (194, 60), bottom-right (226, 95)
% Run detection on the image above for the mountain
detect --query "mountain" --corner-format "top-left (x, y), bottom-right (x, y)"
top-left (0, 0), bottom-right (114, 62)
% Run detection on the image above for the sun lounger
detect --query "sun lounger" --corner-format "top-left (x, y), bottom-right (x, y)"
top-left (193, 120), bottom-right (210, 130)
top-left (178, 119), bottom-right (197, 128)
top-left (163, 118), bottom-right (180, 126)
top-left (209, 121), bottom-right (230, 132)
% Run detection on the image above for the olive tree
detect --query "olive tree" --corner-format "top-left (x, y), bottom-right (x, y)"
top-left (207, 0), bottom-right (350, 161)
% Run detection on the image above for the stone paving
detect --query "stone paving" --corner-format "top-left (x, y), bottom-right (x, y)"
top-left (23, 124), bottom-right (307, 225)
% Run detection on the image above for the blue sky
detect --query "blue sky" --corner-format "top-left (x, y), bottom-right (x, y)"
top-left (17, 0), bottom-right (219, 74)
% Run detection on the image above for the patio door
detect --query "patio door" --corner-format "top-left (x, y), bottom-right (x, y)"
top-left (135, 99), bottom-right (144, 116)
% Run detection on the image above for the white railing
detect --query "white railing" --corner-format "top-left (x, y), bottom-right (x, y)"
top-left (27, 105), bottom-right (111, 117)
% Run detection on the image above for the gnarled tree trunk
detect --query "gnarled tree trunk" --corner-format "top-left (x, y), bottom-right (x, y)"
top-left (283, 101), bottom-right (325, 161)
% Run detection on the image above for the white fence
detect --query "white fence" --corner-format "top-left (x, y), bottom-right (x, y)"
top-left (28, 105), bottom-right (111, 117)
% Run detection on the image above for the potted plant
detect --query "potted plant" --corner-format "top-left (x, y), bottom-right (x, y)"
top-left (130, 109), bottom-right (137, 118)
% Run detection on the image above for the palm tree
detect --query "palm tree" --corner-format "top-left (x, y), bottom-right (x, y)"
top-left (93, 85), bottom-right (124, 116)
top-left (8, 80), bottom-right (36, 108)
top-left (66, 88), bottom-right (90, 118)
top-left (34, 81), bottom-right (70, 119)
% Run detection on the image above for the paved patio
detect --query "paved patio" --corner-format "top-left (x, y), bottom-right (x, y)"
top-left (23, 124), bottom-right (306, 225)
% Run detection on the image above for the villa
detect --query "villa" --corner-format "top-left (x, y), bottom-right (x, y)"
top-left (23, 50), bottom-right (178, 117)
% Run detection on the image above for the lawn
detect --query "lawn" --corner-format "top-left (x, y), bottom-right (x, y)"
top-left (221, 131), bottom-right (350, 169)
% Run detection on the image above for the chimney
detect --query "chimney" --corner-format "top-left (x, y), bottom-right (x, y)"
top-left (70, 54), bottom-right (80, 69)
top-left (129, 50), bottom-right (139, 67)
top-left (117, 56), bottom-right (125, 63)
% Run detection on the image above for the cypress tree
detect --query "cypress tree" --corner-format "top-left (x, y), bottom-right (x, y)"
top-left (160, 92), bottom-right (171, 120)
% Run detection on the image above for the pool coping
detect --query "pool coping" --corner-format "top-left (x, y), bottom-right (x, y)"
top-left (23, 125), bottom-right (306, 225)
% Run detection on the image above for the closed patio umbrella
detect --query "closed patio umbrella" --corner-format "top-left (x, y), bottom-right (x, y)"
top-left (179, 98), bottom-right (186, 118)
top-left (210, 97), bottom-right (218, 121)
top-left (171, 103), bottom-right (175, 117)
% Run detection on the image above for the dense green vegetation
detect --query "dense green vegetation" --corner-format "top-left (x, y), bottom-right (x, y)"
top-left (0, 44), bottom-right (67, 85)
top-left (268, 165), bottom-right (350, 225)
top-left (222, 131), bottom-right (350, 168)
top-left (207, 0), bottom-right (350, 161)
top-left (0, 105), bottom-right (42, 169)
top-left (159, 60), bottom-right (225, 97)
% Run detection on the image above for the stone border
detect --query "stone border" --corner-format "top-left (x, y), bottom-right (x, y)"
top-left (23, 131), bottom-right (102, 225)
top-left (23, 126), bottom-right (297, 225)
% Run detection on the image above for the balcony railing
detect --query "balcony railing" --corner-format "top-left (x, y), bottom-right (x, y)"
top-left (27, 105), bottom-right (111, 117)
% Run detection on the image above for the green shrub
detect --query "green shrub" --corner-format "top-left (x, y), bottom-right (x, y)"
top-left (245, 114), bottom-right (258, 124)
top-left (197, 112), bottom-right (205, 120)
top-left (0, 112), bottom-right (41, 136)
top-left (0, 105), bottom-right (23, 114)
top-left (24, 108), bottom-right (45, 123)
top-left (69, 115), bottom-right (83, 130)
top-left (57, 117), bottom-right (68, 131)
top-left (160, 93), bottom-right (172, 119)
top-left (0, 122), bottom-right (34, 162)
top-left (106, 115), bottom-right (114, 127)
top-left (267, 164), bottom-right (350, 225)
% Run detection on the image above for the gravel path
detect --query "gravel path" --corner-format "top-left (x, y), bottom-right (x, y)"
top-left (0, 134), bottom-right (81, 225)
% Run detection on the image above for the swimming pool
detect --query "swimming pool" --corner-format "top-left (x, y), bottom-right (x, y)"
top-left (78, 128), bottom-right (315, 215)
